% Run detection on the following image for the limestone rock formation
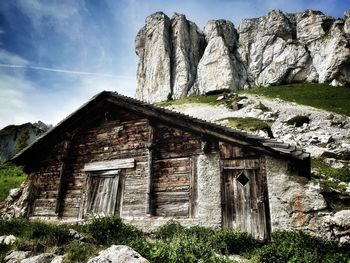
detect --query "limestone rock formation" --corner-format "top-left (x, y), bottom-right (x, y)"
top-left (135, 12), bottom-right (205, 102)
top-left (135, 9), bottom-right (350, 102)
top-left (193, 20), bottom-right (247, 95)
top-left (135, 12), bottom-right (172, 103)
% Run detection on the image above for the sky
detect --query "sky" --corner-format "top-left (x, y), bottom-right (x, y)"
top-left (0, 0), bottom-right (349, 129)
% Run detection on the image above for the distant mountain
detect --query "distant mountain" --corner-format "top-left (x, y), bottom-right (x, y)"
top-left (0, 121), bottom-right (52, 162)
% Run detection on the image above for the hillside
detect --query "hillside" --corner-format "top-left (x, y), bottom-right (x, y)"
top-left (160, 83), bottom-right (350, 203)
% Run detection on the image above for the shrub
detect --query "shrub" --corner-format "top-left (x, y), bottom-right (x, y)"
top-left (29, 221), bottom-right (71, 246)
top-left (150, 234), bottom-right (215, 263)
top-left (86, 216), bottom-right (144, 245)
top-left (64, 240), bottom-right (97, 263)
top-left (0, 218), bottom-right (29, 236)
top-left (252, 231), bottom-right (350, 263)
top-left (155, 220), bottom-right (185, 239)
top-left (212, 228), bottom-right (258, 254)
top-left (286, 115), bottom-right (310, 127)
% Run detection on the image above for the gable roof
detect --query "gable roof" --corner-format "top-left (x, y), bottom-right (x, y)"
top-left (11, 91), bottom-right (310, 164)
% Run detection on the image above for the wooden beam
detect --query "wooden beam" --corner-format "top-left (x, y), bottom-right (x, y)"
top-left (55, 140), bottom-right (70, 214)
top-left (83, 158), bottom-right (135, 171)
top-left (189, 156), bottom-right (198, 218)
top-left (146, 121), bottom-right (154, 215)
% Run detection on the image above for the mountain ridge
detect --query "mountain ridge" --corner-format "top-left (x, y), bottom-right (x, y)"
top-left (135, 9), bottom-right (350, 103)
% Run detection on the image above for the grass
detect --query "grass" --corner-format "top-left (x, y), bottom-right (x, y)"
top-left (0, 163), bottom-right (27, 201)
top-left (219, 117), bottom-right (272, 135)
top-left (312, 158), bottom-right (350, 189)
top-left (156, 93), bottom-right (222, 107)
top-left (0, 217), bottom-right (349, 262)
top-left (243, 83), bottom-right (350, 116)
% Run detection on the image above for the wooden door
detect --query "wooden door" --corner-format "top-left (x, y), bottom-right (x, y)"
top-left (85, 170), bottom-right (122, 217)
top-left (222, 159), bottom-right (269, 241)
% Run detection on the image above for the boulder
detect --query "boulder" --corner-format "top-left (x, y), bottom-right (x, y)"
top-left (20, 253), bottom-right (55, 263)
top-left (87, 245), bottom-right (149, 263)
top-left (4, 251), bottom-right (30, 263)
top-left (0, 235), bottom-right (16, 245)
top-left (50, 256), bottom-right (64, 263)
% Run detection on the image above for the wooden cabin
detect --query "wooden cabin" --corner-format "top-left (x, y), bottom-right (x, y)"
top-left (11, 91), bottom-right (310, 241)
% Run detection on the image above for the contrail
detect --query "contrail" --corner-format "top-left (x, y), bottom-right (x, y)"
top-left (0, 63), bottom-right (134, 79)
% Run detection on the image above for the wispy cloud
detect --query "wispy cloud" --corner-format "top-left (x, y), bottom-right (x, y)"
top-left (0, 63), bottom-right (134, 79)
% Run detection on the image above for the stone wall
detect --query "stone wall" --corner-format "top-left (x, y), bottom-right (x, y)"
top-left (266, 156), bottom-right (331, 237)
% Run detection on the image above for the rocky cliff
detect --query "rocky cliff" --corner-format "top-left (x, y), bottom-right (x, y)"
top-left (135, 10), bottom-right (350, 102)
top-left (0, 122), bottom-right (51, 162)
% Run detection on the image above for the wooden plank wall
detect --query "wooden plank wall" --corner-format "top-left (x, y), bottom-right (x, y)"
top-left (26, 106), bottom-right (151, 219)
top-left (152, 124), bottom-right (201, 217)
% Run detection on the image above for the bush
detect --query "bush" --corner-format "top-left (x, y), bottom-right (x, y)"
top-left (0, 218), bottom-right (29, 236)
top-left (151, 234), bottom-right (216, 263)
top-left (286, 115), bottom-right (310, 127)
top-left (212, 228), bottom-right (259, 255)
top-left (86, 216), bottom-right (144, 245)
top-left (155, 220), bottom-right (185, 239)
top-left (64, 240), bottom-right (97, 263)
top-left (252, 231), bottom-right (350, 263)
top-left (29, 221), bottom-right (71, 246)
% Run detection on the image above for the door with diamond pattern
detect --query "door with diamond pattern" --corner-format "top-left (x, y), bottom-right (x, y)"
top-left (222, 158), bottom-right (269, 241)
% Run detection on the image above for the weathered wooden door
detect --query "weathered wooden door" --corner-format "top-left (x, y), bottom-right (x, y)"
top-left (85, 170), bottom-right (122, 217)
top-left (222, 158), bottom-right (269, 240)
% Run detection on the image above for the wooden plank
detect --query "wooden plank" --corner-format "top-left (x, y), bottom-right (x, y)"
top-left (83, 158), bottom-right (135, 171)
top-left (146, 121), bottom-right (154, 215)
top-left (55, 139), bottom-right (70, 214)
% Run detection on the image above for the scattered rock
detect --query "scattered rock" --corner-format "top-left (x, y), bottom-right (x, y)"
top-left (87, 245), bottom-right (149, 263)
top-left (50, 255), bottom-right (64, 263)
top-left (20, 253), bottom-right (55, 263)
top-left (286, 115), bottom-right (310, 127)
top-left (0, 235), bottom-right (16, 245)
top-left (9, 189), bottom-right (21, 199)
top-left (68, 229), bottom-right (85, 241)
top-left (4, 251), bottom-right (30, 263)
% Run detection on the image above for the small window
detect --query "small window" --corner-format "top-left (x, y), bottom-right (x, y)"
top-left (236, 171), bottom-right (249, 186)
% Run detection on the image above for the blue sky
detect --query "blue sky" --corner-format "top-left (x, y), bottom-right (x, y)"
top-left (0, 0), bottom-right (349, 128)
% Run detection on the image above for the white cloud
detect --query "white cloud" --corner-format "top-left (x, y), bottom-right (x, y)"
top-left (0, 67), bottom-right (136, 129)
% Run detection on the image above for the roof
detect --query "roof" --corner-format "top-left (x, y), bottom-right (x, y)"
top-left (12, 91), bottom-right (310, 164)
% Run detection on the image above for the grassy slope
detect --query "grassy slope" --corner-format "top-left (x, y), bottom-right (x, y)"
top-left (243, 83), bottom-right (350, 116)
top-left (0, 164), bottom-right (27, 201)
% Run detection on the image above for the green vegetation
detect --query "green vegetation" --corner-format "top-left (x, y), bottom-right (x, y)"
top-left (243, 83), bottom-right (350, 116)
top-left (0, 217), bottom-right (349, 262)
top-left (312, 158), bottom-right (350, 191)
top-left (286, 115), bottom-right (310, 127)
top-left (219, 117), bottom-right (273, 137)
top-left (156, 93), bottom-right (221, 107)
top-left (251, 231), bottom-right (349, 263)
top-left (0, 163), bottom-right (27, 201)
top-left (15, 130), bottom-right (30, 154)
top-left (255, 101), bottom-right (271, 112)
top-left (64, 241), bottom-right (97, 263)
